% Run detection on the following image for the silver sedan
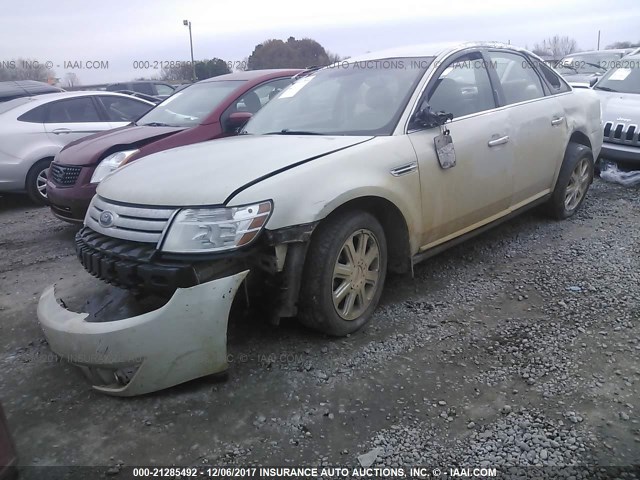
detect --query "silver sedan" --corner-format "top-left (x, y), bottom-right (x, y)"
top-left (0, 91), bottom-right (154, 203)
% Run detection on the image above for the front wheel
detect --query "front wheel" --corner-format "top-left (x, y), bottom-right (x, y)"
top-left (26, 158), bottom-right (53, 205)
top-left (298, 211), bottom-right (388, 336)
top-left (547, 143), bottom-right (594, 220)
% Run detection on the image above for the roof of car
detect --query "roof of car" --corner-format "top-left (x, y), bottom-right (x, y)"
top-left (19, 90), bottom-right (155, 104)
top-left (344, 41), bottom-right (532, 63)
top-left (0, 80), bottom-right (63, 100)
top-left (563, 49), bottom-right (631, 57)
top-left (0, 90), bottom-right (155, 113)
top-left (201, 69), bottom-right (302, 83)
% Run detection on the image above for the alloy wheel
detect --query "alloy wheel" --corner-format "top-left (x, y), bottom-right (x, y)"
top-left (332, 229), bottom-right (381, 321)
top-left (564, 158), bottom-right (590, 211)
top-left (36, 168), bottom-right (48, 199)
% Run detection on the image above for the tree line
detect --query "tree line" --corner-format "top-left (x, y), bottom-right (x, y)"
top-left (3, 35), bottom-right (639, 86)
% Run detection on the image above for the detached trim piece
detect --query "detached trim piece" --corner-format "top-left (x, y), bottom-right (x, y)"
top-left (37, 271), bottom-right (248, 396)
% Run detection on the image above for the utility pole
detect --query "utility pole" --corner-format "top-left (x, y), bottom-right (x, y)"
top-left (183, 20), bottom-right (196, 81)
top-left (597, 30), bottom-right (601, 51)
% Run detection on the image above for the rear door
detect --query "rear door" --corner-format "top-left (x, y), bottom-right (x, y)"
top-left (485, 50), bottom-right (569, 206)
top-left (43, 96), bottom-right (113, 148)
top-left (408, 50), bottom-right (515, 248)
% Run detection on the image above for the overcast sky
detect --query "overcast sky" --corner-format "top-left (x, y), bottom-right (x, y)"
top-left (2, 0), bottom-right (639, 84)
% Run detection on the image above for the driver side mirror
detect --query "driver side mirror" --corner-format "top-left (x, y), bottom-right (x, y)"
top-left (412, 104), bottom-right (453, 129)
top-left (227, 112), bottom-right (253, 131)
top-left (589, 77), bottom-right (598, 88)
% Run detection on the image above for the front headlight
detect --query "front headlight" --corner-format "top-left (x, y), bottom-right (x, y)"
top-left (161, 201), bottom-right (272, 253)
top-left (91, 150), bottom-right (139, 183)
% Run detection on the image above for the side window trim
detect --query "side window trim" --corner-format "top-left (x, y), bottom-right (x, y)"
top-left (520, 54), bottom-right (551, 96)
top-left (534, 60), bottom-right (572, 95)
top-left (93, 96), bottom-right (112, 122)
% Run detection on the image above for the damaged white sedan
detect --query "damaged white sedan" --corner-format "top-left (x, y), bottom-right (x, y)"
top-left (38, 42), bottom-right (603, 395)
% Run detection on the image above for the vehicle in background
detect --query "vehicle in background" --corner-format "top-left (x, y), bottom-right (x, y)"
top-left (105, 81), bottom-right (176, 99)
top-left (0, 92), bottom-right (154, 204)
top-left (0, 402), bottom-right (17, 480)
top-left (38, 43), bottom-right (603, 395)
top-left (47, 69), bottom-right (301, 223)
top-left (0, 80), bottom-right (64, 103)
top-left (593, 53), bottom-right (640, 168)
top-left (555, 49), bottom-right (630, 88)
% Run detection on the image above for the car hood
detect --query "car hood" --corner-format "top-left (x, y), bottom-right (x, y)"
top-left (57, 125), bottom-right (186, 166)
top-left (98, 135), bottom-right (373, 206)
top-left (595, 90), bottom-right (640, 125)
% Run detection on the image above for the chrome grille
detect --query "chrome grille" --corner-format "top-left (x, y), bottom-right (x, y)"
top-left (603, 121), bottom-right (639, 146)
top-left (50, 164), bottom-right (82, 186)
top-left (85, 196), bottom-right (176, 244)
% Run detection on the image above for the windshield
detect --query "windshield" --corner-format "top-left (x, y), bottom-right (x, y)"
top-left (243, 57), bottom-right (433, 136)
top-left (136, 80), bottom-right (244, 127)
top-left (595, 59), bottom-right (640, 94)
top-left (556, 52), bottom-right (624, 75)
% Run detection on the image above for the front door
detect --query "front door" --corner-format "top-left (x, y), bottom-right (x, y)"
top-left (408, 52), bottom-right (515, 249)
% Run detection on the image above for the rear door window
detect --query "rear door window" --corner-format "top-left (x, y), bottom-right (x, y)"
top-left (45, 97), bottom-right (102, 123)
top-left (487, 51), bottom-right (545, 105)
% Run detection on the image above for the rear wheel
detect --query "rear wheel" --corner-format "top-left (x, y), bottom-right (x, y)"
top-left (26, 158), bottom-right (53, 205)
top-left (298, 211), bottom-right (387, 336)
top-left (547, 143), bottom-right (593, 220)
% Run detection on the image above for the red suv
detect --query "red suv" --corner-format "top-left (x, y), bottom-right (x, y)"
top-left (47, 69), bottom-right (301, 223)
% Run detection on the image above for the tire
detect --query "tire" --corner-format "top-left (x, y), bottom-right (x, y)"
top-left (298, 210), bottom-right (388, 336)
top-left (546, 143), bottom-right (594, 220)
top-left (26, 158), bottom-right (53, 205)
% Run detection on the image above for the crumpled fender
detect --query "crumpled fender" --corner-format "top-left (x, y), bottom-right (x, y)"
top-left (37, 271), bottom-right (248, 396)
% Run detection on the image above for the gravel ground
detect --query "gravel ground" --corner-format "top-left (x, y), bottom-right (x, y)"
top-left (0, 178), bottom-right (639, 478)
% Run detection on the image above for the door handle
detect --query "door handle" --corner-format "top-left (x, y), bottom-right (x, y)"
top-left (488, 135), bottom-right (509, 147)
top-left (551, 116), bottom-right (565, 126)
top-left (52, 128), bottom-right (72, 134)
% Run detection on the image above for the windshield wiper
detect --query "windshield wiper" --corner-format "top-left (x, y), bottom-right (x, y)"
top-left (266, 129), bottom-right (322, 135)
top-left (560, 63), bottom-right (579, 73)
top-left (583, 62), bottom-right (607, 71)
top-left (594, 85), bottom-right (618, 92)
top-left (140, 122), bottom-right (175, 127)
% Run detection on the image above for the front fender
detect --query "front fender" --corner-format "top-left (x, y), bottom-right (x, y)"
top-left (228, 136), bottom-right (424, 254)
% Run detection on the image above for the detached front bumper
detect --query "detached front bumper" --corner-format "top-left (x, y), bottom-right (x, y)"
top-left (37, 271), bottom-right (248, 396)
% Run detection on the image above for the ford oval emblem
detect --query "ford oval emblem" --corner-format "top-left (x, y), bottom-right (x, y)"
top-left (99, 211), bottom-right (115, 228)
